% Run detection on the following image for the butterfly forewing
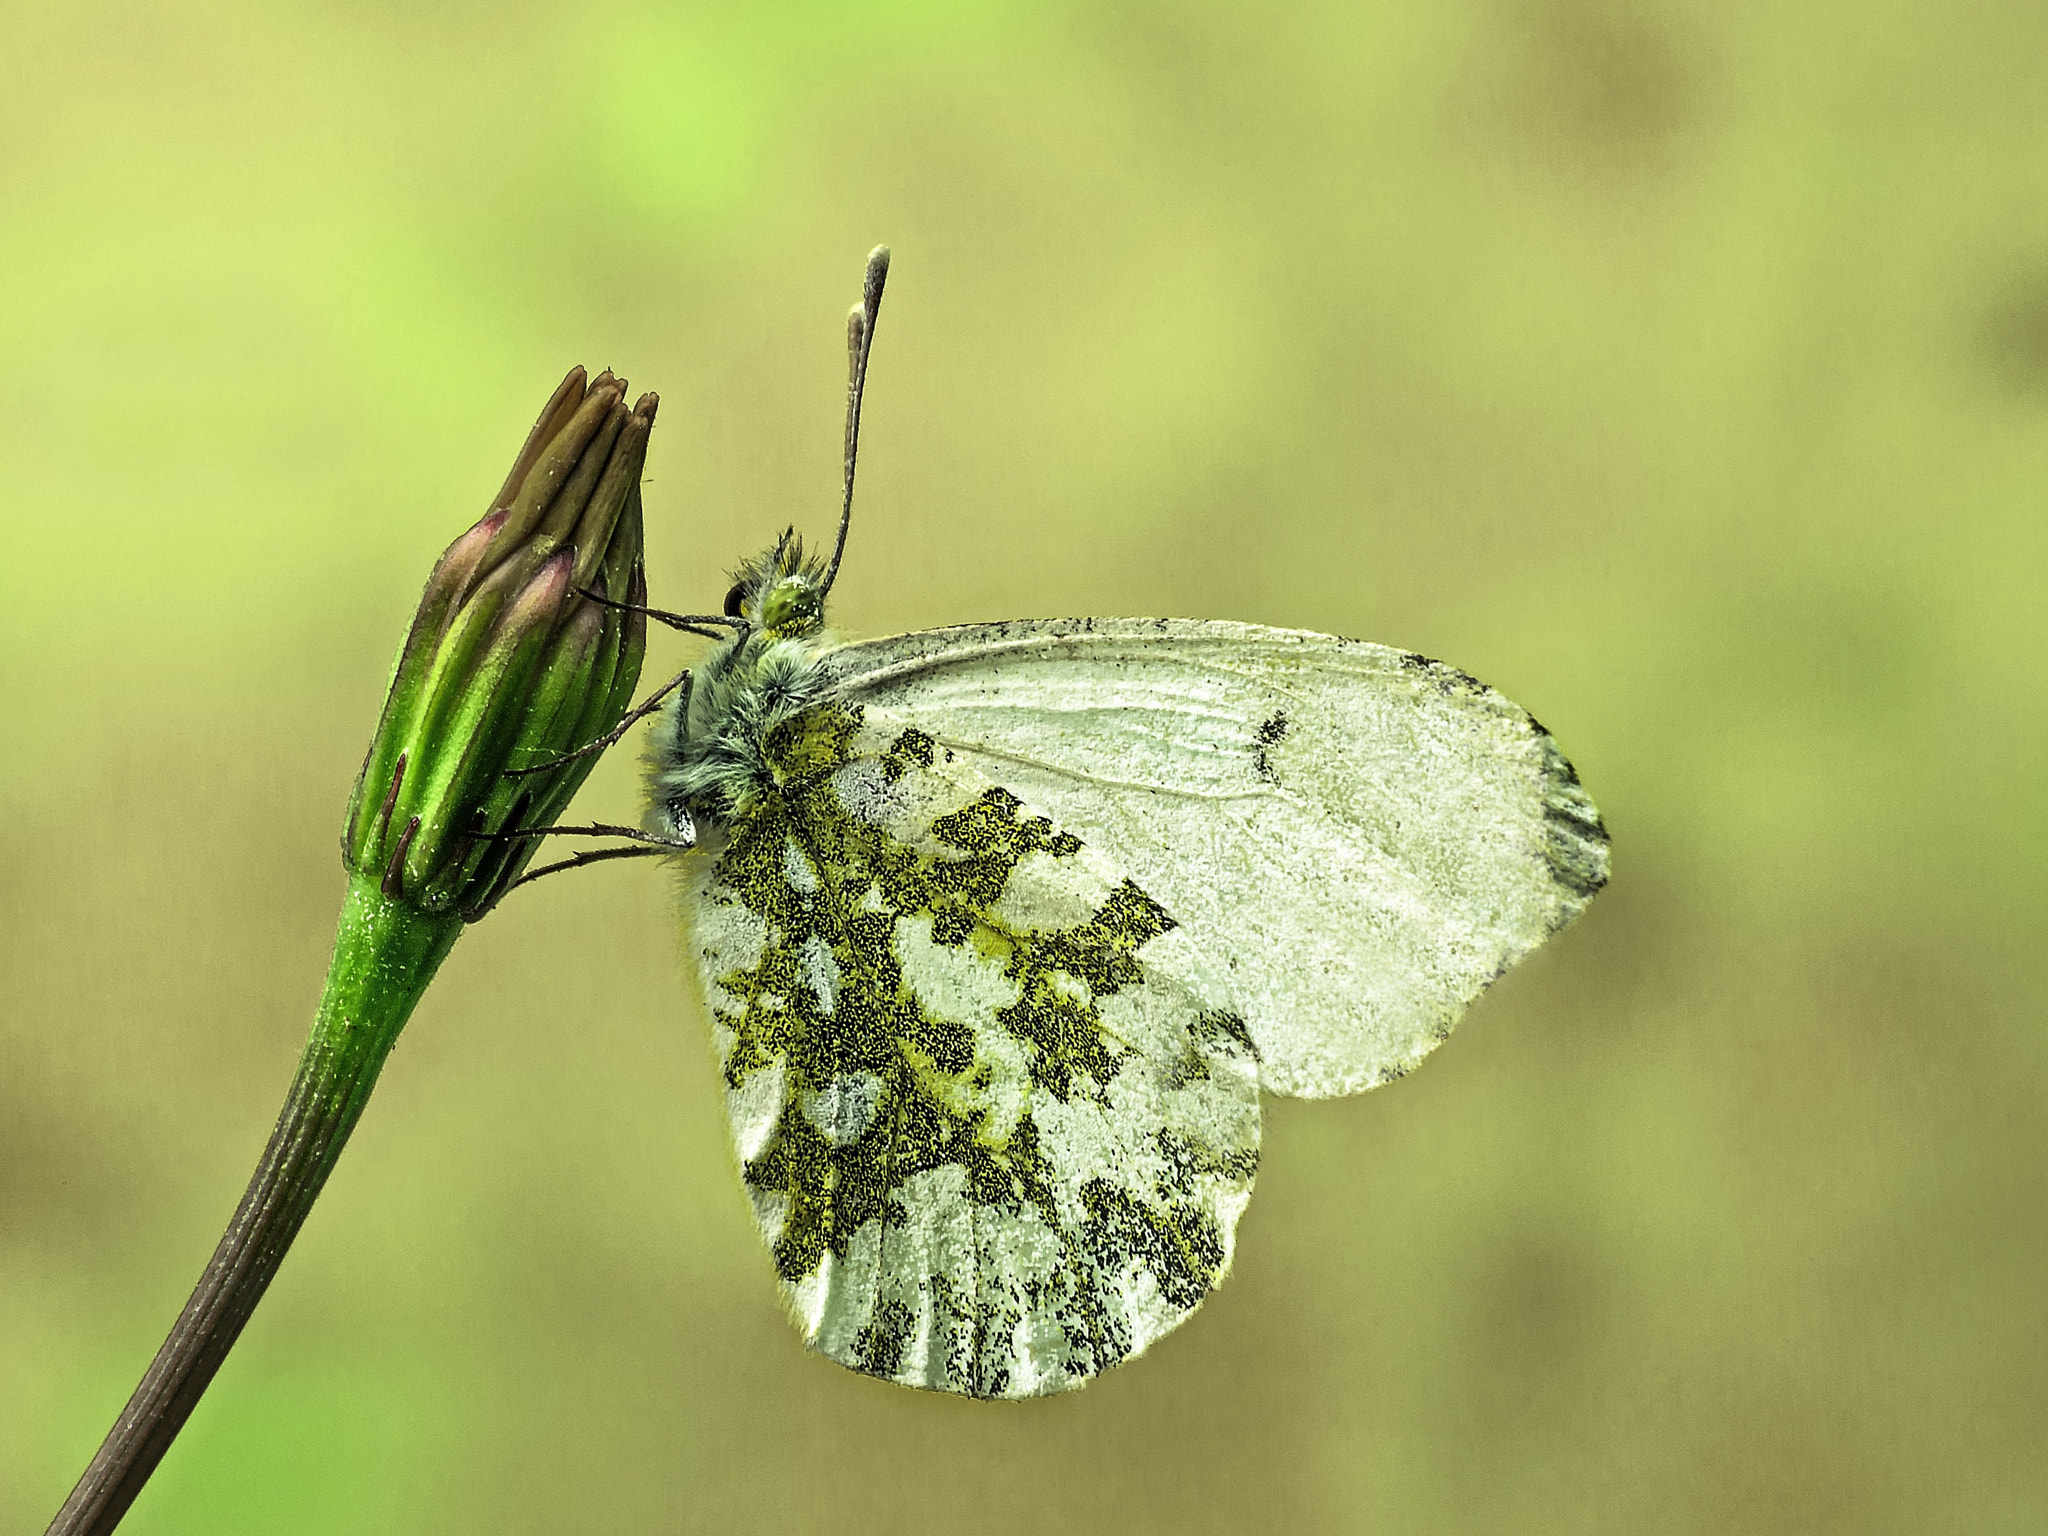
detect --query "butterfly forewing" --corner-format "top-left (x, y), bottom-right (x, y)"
top-left (822, 619), bottom-right (1610, 1098)
top-left (679, 700), bottom-right (1262, 1398)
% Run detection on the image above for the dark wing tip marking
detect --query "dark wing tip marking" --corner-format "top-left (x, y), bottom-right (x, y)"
top-left (1397, 650), bottom-right (1486, 697)
top-left (1395, 664), bottom-right (1609, 908)
top-left (1531, 726), bottom-right (1610, 911)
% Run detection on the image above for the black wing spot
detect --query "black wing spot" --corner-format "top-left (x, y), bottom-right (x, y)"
top-left (1251, 712), bottom-right (1290, 783)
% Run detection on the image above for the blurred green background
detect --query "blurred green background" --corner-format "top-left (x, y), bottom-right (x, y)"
top-left (4, 1), bottom-right (2043, 1531)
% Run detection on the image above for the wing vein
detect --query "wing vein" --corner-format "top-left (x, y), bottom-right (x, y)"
top-left (933, 733), bottom-right (1288, 805)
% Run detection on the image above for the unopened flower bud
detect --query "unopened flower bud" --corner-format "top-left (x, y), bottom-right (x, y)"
top-left (344, 368), bottom-right (653, 919)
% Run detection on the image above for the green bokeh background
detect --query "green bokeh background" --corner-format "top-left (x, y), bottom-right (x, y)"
top-left (5, 2), bottom-right (2043, 1531)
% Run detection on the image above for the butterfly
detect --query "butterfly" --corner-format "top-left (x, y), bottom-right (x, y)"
top-left (602, 248), bottom-right (1607, 1399)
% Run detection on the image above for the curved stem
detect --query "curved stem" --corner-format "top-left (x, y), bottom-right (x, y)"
top-left (46, 875), bottom-right (463, 1536)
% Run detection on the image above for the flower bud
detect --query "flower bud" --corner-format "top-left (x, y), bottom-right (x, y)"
top-left (344, 368), bottom-right (653, 920)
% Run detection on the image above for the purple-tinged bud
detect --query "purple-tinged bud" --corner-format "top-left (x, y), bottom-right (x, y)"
top-left (344, 369), bottom-right (654, 919)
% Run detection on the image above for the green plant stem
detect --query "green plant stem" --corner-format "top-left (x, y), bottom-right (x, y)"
top-left (46, 875), bottom-right (463, 1536)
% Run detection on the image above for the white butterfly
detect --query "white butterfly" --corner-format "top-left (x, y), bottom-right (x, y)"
top-left (596, 249), bottom-right (1606, 1398)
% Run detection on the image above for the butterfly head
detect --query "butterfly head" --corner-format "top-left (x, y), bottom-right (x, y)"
top-left (725, 527), bottom-right (829, 639)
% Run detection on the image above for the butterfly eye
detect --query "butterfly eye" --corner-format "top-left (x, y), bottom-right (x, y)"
top-left (723, 582), bottom-right (748, 618)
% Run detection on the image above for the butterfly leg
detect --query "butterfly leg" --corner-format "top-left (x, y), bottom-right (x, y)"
top-left (473, 822), bottom-right (694, 850)
top-left (479, 819), bottom-right (698, 900)
top-left (506, 666), bottom-right (693, 778)
top-left (506, 842), bottom-right (680, 894)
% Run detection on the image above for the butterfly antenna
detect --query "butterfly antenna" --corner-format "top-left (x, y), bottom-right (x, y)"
top-left (819, 244), bottom-right (890, 601)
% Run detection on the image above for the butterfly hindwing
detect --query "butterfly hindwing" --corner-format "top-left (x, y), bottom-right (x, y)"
top-left (678, 699), bottom-right (1262, 1398)
top-left (824, 619), bottom-right (1610, 1098)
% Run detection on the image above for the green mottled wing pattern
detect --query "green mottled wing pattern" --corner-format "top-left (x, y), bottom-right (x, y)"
top-left (678, 700), bottom-right (1262, 1399)
top-left (824, 619), bottom-right (1610, 1099)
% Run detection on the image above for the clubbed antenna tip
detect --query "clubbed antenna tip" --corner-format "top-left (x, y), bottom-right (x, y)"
top-left (821, 245), bottom-right (891, 599)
